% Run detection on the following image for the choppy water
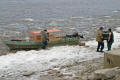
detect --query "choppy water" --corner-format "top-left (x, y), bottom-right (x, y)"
top-left (0, 0), bottom-right (120, 39)
top-left (0, 0), bottom-right (120, 21)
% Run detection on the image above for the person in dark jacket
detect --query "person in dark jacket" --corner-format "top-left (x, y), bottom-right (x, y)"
top-left (41, 29), bottom-right (49, 49)
top-left (107, 28), bottom-right (114, 51)
top-left (96, 27), bottom-right (104, 52)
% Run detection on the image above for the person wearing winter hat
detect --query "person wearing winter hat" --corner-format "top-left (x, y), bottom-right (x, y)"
top-left (96, 27), bottom-right (104, 52)
top-left (99, 26), bottom-right (104, 30)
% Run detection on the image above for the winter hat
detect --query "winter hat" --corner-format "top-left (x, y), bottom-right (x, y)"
top-left (99, 26), bottom-right (104, 30)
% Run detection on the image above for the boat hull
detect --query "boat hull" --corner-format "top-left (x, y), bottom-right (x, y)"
top-left (3, 38), bottom-right (79, 50)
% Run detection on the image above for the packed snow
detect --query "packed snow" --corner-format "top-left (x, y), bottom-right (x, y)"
top-left (0, 28), bottom-right (120, 80)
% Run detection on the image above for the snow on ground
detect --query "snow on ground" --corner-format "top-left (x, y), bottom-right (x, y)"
top-left (0, 46), bottom-right (102, 71)
top-left (116, 27), bottom-right (120, 33)
top-left (0, 28), bottom-right (120, 79)
top-left (0, 46), bottom-right (103, 80)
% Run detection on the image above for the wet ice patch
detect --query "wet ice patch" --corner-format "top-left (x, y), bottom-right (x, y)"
top-left (103, 16), bottom-right (111, 18)
top-left (0, 45), bottom-right (104, 80)
top-left (0, 46), bottom-right (103, 71)
top-left (71, 16), bottom-right (84, 19)
top-left (112, 10), bottom-right (120, 13)
top-left (0, 46), bottom-right (103, 80)
top-left (116, 27), bottom-right (120, 33)
top-left (23, 18), bottom-right (34, 22)
top-left (112, 32), bottom-right (120, 48)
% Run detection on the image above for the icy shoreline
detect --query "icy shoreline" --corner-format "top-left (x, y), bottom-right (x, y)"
top-left (0, 13), bottom-right (120, 79)
top-left (0, 28), bottom-right (120, 80)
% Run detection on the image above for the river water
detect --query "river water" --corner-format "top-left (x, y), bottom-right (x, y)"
top-left (0, 0), bottom-right (120, 21)
top-left (0, 0), bottom-right (120, 45)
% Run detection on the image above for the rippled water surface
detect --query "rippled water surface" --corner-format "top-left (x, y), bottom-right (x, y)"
top-left (0, 0), bottom-right (120, 21)
top-left (0, 0), bottom-right (120, 40)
